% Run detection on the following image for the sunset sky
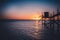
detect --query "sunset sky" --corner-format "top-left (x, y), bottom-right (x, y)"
top-left (2, 0), bottom-right (60, 20)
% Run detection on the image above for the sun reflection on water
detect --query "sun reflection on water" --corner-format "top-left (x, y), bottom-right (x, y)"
top-left (32, 20), bottom-right (42, 39)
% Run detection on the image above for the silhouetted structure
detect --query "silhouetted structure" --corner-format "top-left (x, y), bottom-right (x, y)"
top-left (42, 8), bottom-right (60, 40)
top-left (43, 12), bottom-right (49, 18)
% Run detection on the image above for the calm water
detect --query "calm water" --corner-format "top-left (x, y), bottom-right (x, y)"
top-left (1, 20), bottom-right (59, 40)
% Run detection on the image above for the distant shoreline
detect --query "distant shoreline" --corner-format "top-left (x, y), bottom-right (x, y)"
top-left (0, 19), bottom-right (59, 21)
top-left (0, 19), bottom-right (38, 21)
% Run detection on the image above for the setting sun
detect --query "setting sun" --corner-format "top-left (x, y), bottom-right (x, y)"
top-left (32, 16), bottom-right (41, 20)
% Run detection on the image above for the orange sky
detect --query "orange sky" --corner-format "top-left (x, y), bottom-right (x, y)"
top-left (4, 13), bottom-right (41, 20)
top-left (3, 2), bottom-right (57, 20)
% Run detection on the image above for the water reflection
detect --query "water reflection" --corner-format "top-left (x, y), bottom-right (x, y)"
top-left (4, 21), bottom-right (44, 40)
top-left (2, 20), bottom-right (60, 40)
top-left (32, 20), bottom-right (43, 40)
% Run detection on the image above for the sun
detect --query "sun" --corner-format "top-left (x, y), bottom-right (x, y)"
top-left (32, 16), bottom-right (41, 20)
